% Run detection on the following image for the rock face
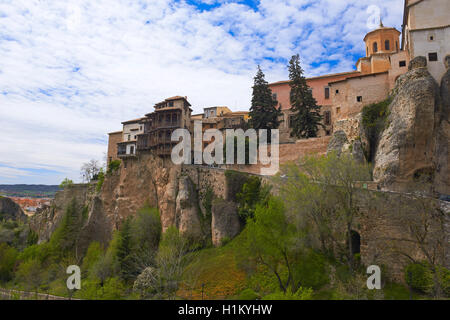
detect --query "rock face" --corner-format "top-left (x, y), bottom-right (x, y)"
top-left (373, 56), bottom-right (447, 193)
top-left (175, 176), bottom-right (202, 240)
top-left (327, 130), bottom-right (348, 156)
top-left (211, 199), bottom-right (241, 247)
top-left (436, 56), bottom-right (450, 195)
top-left (0, 197), bottom-right (27, 222)
top-left (327, 130), bottom-right (366, 163)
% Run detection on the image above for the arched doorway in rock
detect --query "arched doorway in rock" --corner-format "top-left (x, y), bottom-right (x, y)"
top-left (349, 230), bottom-right (361, 255)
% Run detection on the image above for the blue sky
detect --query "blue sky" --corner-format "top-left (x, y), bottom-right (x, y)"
top-left (0, 0), bottom-right (404, 185)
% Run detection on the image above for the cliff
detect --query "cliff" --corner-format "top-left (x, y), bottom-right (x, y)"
top-left (0, 196), bottom-right (27, 222)
top-left (373, 56), bottom-right (449, 195)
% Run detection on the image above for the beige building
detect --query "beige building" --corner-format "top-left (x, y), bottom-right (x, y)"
top-left (402, 0), bottom-right (450, 82)
top-left (118, 118), bottom-right (145, 158)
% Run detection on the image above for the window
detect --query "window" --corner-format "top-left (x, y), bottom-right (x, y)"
top-left (324, 87), bottom-right (330, 99)
top-left (428, 52), bottom-right (438, 62)
top-left (272, 93), bottom-right (277, 101)
top-left (128, 134), bottom-right (131, 141)
top-left (399, 60), bottom-right (406, 67)
top-left (373, 42), bottom-right (378, 53)
top-left (324, 111), bottom-right (331, 125)
top-left (168, 101), bottom-right (174, 107)
top-left (130, 146), bottom-right (134, 155)
top-left (336, 107), bottom-right (341, 114)
top-left (335, 89), bottom-right (339, 94)
top-left (385, 40), bottom-right (390, 51)
top-left (396, 41), bottom-right (398, 51)
top-left (357, 96), bottom-right (363, 102)
top-left (139, 126), bottom-right (142, 131)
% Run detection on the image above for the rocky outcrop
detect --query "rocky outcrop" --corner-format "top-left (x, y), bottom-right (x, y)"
top-left (29, 183), bottom-right (96, 243)
top-left (435, 56), bottom-right (450, 195)
top-left (175, 176), bottom-right (202, 240)
top-left (373, 56), bottom-right (447, 194)
top-left (327, 130), bottom-right (366, 163)
top-left (211, 199), bottom-right (241, 247)
top-left (0, 197), bottom-right (27, 222)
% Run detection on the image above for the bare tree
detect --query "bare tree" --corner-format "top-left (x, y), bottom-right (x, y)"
top-left (80, 159), bottom-right (101, 183)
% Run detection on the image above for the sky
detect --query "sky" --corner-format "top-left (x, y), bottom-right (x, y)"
top-left (0, 0), bottom-right (404, 185)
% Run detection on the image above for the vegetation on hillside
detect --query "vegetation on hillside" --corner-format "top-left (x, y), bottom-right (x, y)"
top-left (1, 154), bottom-right (448, 300)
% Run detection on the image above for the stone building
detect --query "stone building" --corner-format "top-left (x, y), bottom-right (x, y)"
top-left (402, 0), bottom-right (450, 82)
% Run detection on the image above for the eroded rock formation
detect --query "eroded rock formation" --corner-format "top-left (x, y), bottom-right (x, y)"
top-left (373, 56), bottom-right (449, 195)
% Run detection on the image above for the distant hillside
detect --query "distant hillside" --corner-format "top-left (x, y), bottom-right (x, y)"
top-left (0, 184), bottom-right (60, 198)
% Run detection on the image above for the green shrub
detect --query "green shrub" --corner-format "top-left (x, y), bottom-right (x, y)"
top-left (361, 97), bottom-right (392, 162)
top-left (225, 170), bottom-right (249, 202)
top-left (0, 243), bottom-right (18, 282)
top-left (96, 169), bottom-right (105, 192)
top-left (292, 250), bottom-right (329, 289)
top-left (237, 176), bottom-right (271, 221)
top-left (107, 160), bottom-right (121, 175)
top-left (405, 262), bottom-right (433, 294)
top-left (237, 288), bottom-right (260, 300)
top-left (59, 178), bottom-right (74, 189)
top-left (262, 287), bottom-right (313, 300)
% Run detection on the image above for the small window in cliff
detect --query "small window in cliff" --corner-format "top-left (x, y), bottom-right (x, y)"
top-left (399, 60), bottom-right (406, 67)
top-left (349, 231), bottom-right (361, 255)
top-left (357, 96), bottom-right (363, 102)
top-left (428, 52), bottom-right (438, 62)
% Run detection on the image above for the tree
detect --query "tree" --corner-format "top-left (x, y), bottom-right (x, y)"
top-left (288, 54), bottom-right (323, 138)
top-left (236, 176), bottom-right (271, 222)
top-left (244, 197), bottom-right (300, 293)
top-left (249, 66), bottom-right (282, 134)
top-left (155, 227), bottom-right (189, 299)
top-left (0, 243), bottom-right (18, 283)
top-left (386, 193), bottom-right (448, 298)
top-left (278, 153), bottom-right (372, 272)
top-left (116, 218), bottom-right (135, 282)
top-left (16, 258), bottom-right (43, 296)
top-left (80, 159), bottom-right (101, 182)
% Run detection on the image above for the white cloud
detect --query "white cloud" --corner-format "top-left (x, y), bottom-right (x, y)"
top-left (0, 0), bottom-right (404, 184)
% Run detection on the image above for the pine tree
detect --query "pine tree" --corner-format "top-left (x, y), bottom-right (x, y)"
top-left (288, 54), bottom-right (323, 138)
top-left (116, 217), bottom-right (134, 281)
top-left (249, 66), bottom-right (282, 134)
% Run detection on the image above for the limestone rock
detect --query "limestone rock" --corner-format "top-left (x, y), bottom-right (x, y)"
top-left (0, 197), bottom-right (27, 222)
top-left (327, 130), bottom-right (349, 156)
top-left (211, 199), bottom-right (241, 247)
top-left (408, 56), bottom-right (427, 70)
top-left (373, 66), bottom-right (440, 192)
top-left (175, 175), bottom-right (202, 240)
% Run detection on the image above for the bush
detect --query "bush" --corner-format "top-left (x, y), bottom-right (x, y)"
top-left (237, 288), bottom-right (260, 300)
top-left (405, 262), bottom-right (433, 294)
top-left (0, 243), bottom-right (18, 282)
top-left (107, 160), bottom-right (121, 175)
top-left (292, 250), bottom-right (329, 290)
top-left (237, 176), bottom-right (271, 222)
top-left (225, 170), bottom-right (249, 202)
top-left (361, 97), bottom-right (392, 162)
top-left (262, 287), bottom-right (313, 300)
top-left (59, 178), bottom-right (74, 189)
top-left (96, 169), bottom-right (105, 192)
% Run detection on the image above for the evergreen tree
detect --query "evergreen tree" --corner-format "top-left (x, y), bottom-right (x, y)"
top-left (288, 54), bottom-right (323, 138)
top-left (116, 217), bottom-right (134, 281)
top-left (249, 66), bottom-right (282, 135)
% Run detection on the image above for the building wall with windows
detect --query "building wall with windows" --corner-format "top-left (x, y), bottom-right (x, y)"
top-left (269, 72), bottom-right (357, 142)
top-left (402, 0), bottom-right (450, 82)
top-left (107, 131), bottom-right (122, 164)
